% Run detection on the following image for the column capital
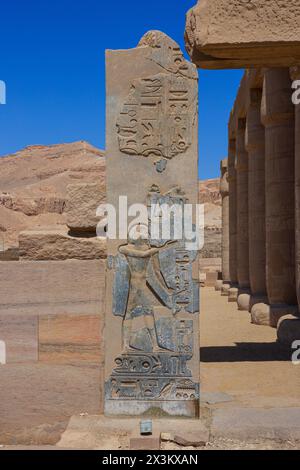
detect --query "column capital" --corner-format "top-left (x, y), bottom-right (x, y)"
top-left (261, 68), bottom-right (294, 127)
top-left (220, 158), bottom-right (229, 197)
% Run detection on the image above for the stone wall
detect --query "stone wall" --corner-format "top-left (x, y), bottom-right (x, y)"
top-left (0, 259), bottom-right (106, 441)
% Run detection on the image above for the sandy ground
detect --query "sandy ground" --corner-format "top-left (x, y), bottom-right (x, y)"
top-left (200, 287), bottom-right (300, 409)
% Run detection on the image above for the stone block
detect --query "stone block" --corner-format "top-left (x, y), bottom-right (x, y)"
top-left (0, 260), bottom-right (105, 316)
top-left (277, 314), bottom-right (300, 347)
top-left (19, 230), bottom-right (106, 261)
top-left (39, 314), bottom-right (102, 364)
top-left (211, 407), bottom-right (300, 441)
top-left (66, 183), bottom-right (105, 233)
top-left (0, 315), bottom-right (38, 363)
top-left (221, 283), bottom-right (230, 296)
top-left (0, 364), bottom-right (102, 444)
top-left (164, 433), bottom-right (206, 448)
top-left (185, 0), bottom-right (300, 69)
top-left (228, 287), bottom-right (238, 303)
top-left (251, 304), bottom-right (298, 328)
top-left (205, 271), bottom-right (218, 287)
top-left (237, 293), bottom-right (250, 312)
top-left (130, 437), bottom-right (161, 450)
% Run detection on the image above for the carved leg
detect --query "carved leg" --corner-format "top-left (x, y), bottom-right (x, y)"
top-left (122, 318), bottom-right (133, 352)
top-left (144, 314), bottom-right (160, 352)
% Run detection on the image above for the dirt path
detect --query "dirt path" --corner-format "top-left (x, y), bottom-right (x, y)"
top-left (200, 287), bottom-right (300, 409)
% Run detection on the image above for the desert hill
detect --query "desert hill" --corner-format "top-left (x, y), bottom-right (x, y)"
top-left (0, 141), bottom-right (105, 250)
top-left (0, 142), bottom-right (220, 257)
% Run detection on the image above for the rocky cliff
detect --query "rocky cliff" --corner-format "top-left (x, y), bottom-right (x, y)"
top-left (0, 142), bottom-right (221, 258)
top-left (199, 179), bottom-right (222, 259)
top-left (0, 141), bottom-right (105, 253)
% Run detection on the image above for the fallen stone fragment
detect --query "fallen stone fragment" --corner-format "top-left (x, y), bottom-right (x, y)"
top-left (160, 432), bottom-right (206, 448)
top-left (66, 182), bottom-right (105, 233)
top-left (19, 230), bottom-right (107, 261)
top-left (130, 437), bottom-right (161, 450)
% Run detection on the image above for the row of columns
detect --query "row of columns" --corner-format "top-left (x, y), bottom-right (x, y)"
top-left (219, 67), bottom-right (300, 329)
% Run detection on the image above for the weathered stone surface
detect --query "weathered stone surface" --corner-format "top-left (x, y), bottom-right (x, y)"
top-left (0, 141), bottom-right (105, 250)
top-left (205, 271), bottom-right (218, 287)
top-left (220, 158), bottom-right (229, 282)
top-left (246, 86), bottom-right (266, 297)
top-left (0, 315), bottom-right (38, 363)
top-left (19, 230), bottom-right (106, 261)
top-left (0, 260), bottom-right (105, 316)
top-left (200, 257), bottom-right (221, 273)
top-left (0, 193), bottom-right (65, 216)
top-left (228, 138), bottom-right (237, 284)
top-left (185, 0), bottom-right (300, 69)
top-left (251, 303), bottom-right (298, 328)
top-left (236, 118), bottom-right (249, 289)
top-left (211, 407), bottom-right (300, 441)
top-left (261, 68), bottom-right (297, 307)
top-left (221, 283), bottom-right (230, 296)
top-left (66, 183), bottom-right (105, 233)
top-left (237, 293), bottom-right (250, 312)
top-left (130, 437), bottom-right (161, 450)
top-left (277, 314), bottom-right (300, 347)
top-left (215, 280), bottom-right (223, 292)
top-left (200, 391), bottom-right (233, 405)
top-left (291, 67), bottom-right (300, 318)
top-left (161, 432), bottom-right (206, 447)
top-left (39, 314), bottom-right (102, 364)
top-left (199, 179), bottom-right (222, 260)
top-left (105, 31), bottom-right (200, 417)
top-left (0, 363), bottom-right (102, 444)
top-left (228, 287), bottom-right (238, 303)
top-left (58, 416), bottom-right (209, 449)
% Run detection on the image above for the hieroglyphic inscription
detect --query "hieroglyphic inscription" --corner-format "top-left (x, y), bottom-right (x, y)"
top-left (106, 377), bottom-right (198, 401)
top-left (117, 74), bottom-right (194, 172)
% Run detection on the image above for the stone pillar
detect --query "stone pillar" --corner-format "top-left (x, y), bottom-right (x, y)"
top-left (236, 117), bottom-right (250, 310)
top-left (104, 31), bottom-right (200, 417)
top-left (220, 158), bottom-right (230, 283)
top-left (236, 118), bottom-right (249, 289)
top-left (291, 67), bottom-right (300, 318)
top-left (256, 68), bottom-right (297, 326)
top-left (228, 138), bottom-right (238, 285)
top-left (245, 88), bottom-right (267, 301)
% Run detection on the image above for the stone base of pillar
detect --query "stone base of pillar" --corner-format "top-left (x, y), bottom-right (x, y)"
top-left (237, 292), bottom-right (251, 312)
top-left (221, 283), bottom-right (231, 296)
top-left (228, 287), bottom-right (238, 302)
top-left (277, 314), bottom-right (300, 347)
top-left (249, 295), bottom-right (268, 311)
top-left (215, 280), bottom-right (223, 291)
top-left (251, 303), bottom-right (299, 328)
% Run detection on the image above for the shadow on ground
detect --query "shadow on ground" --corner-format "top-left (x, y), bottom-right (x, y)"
top-left (200, 342), bottom-right (291, 362)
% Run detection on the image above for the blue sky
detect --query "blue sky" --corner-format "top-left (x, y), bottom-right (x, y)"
top-left (0, 0), bottom-right (243, 179)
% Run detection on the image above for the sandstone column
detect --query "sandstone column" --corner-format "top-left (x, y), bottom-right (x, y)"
top-left (256, 68), bottom-right (297, 326)
top-left (245, 88), bottom-right (267, 300)
top-left (105, 31), bottom-right (200, 417)
top-left (291, 67), bottom-right (300, 317)
top-left (220, 158), bottom-right (230, 283)
top-left (228, 138), bottom-right (238, 284)
top-left (236, 117), bottom-right (250, 310)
